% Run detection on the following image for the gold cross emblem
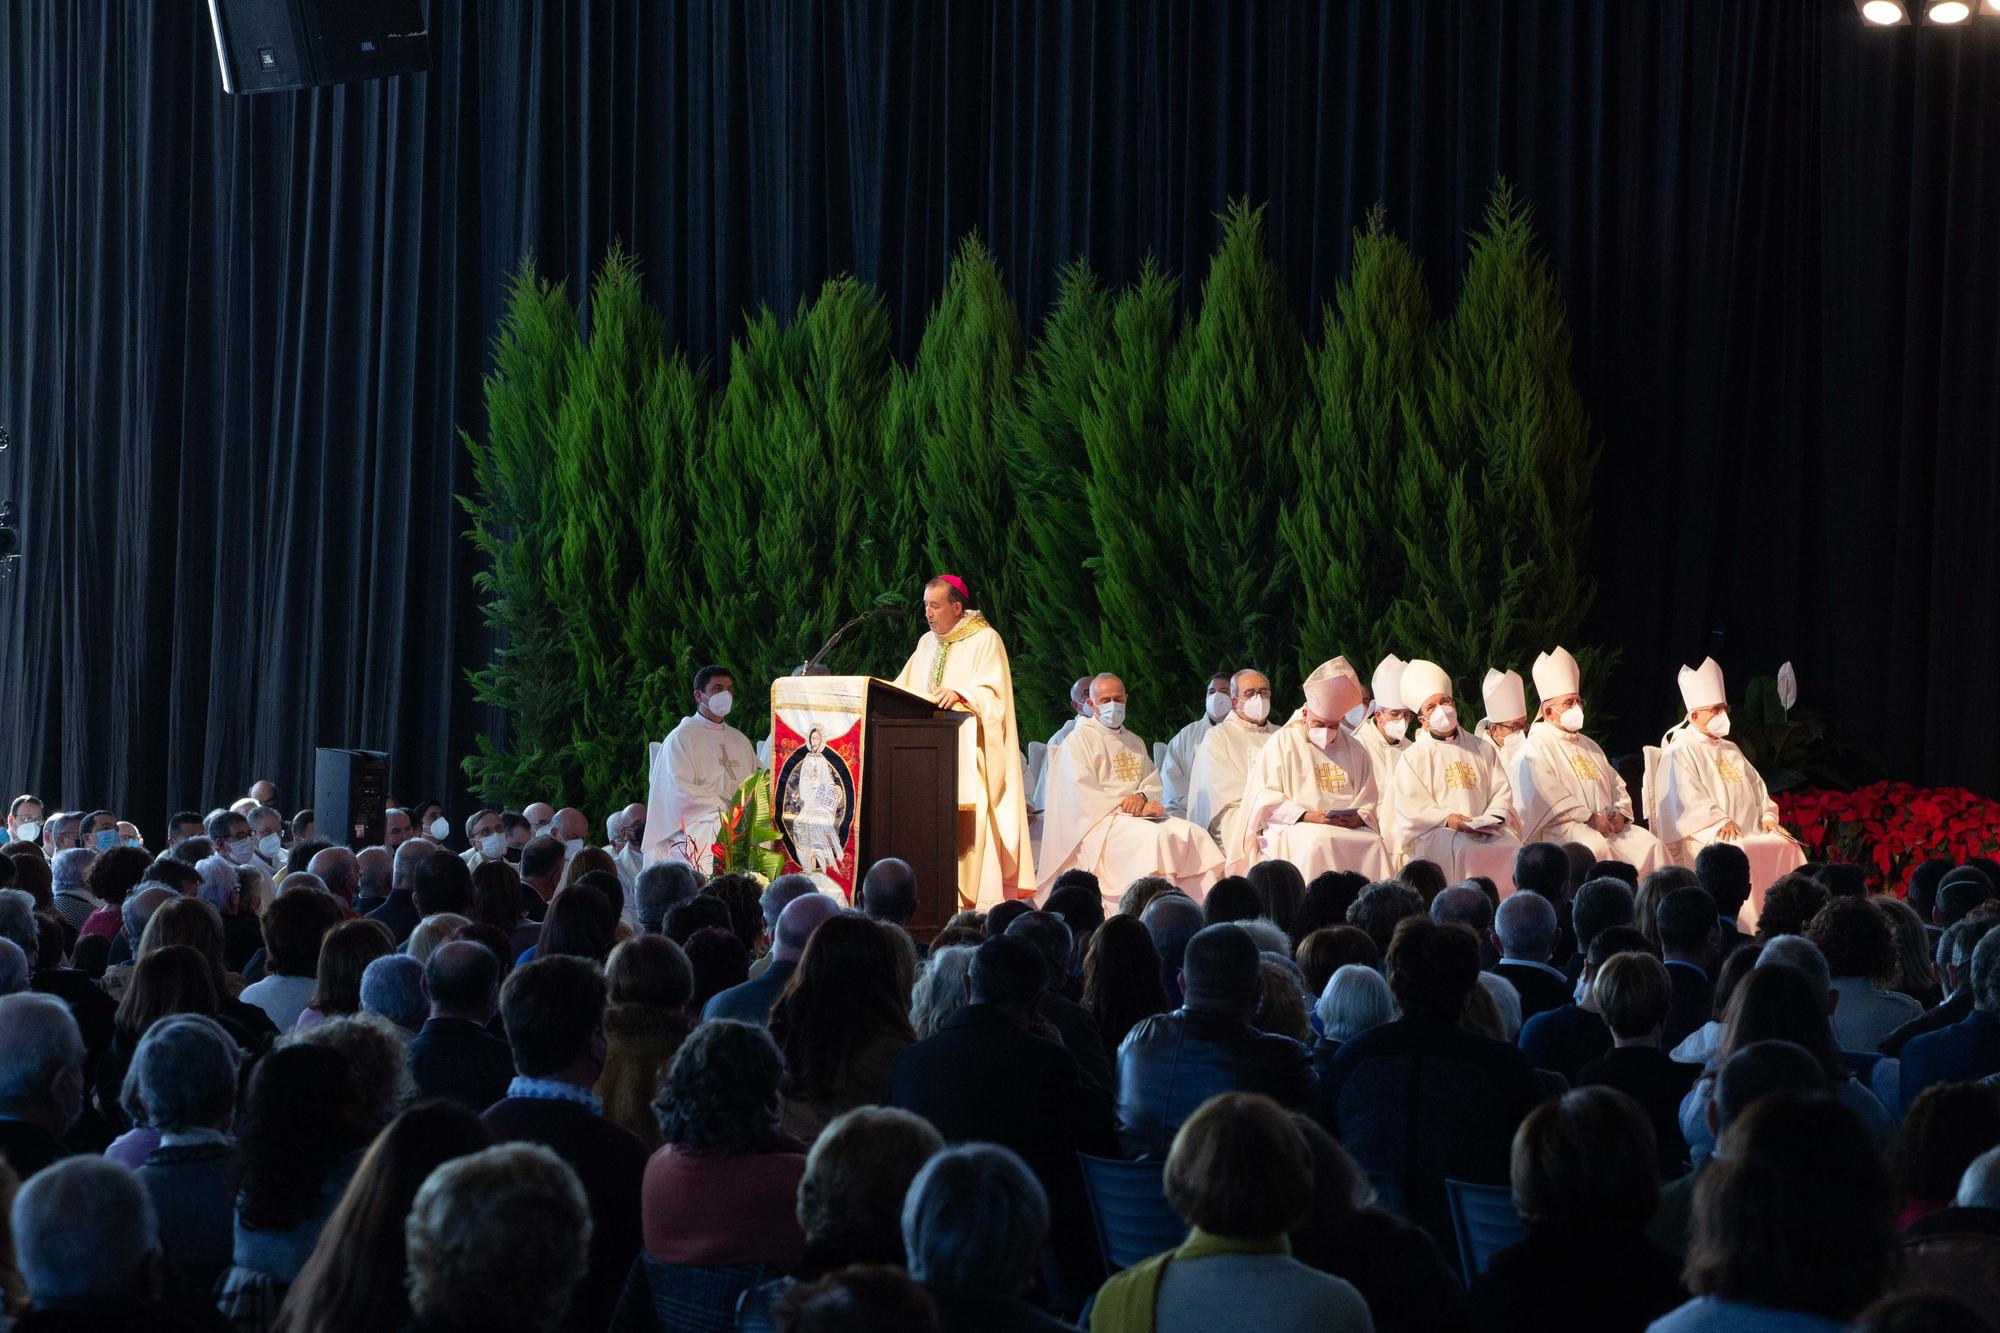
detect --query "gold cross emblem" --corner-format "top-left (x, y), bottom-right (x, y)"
top-left (1567, 753), bottom-right (1601, 783)
top-left (1314, 762), bottom-right (1348, 795)
top-left (1444, 761), bottom-right (1479, 792)
top-left (1716, 758), bottom-right (1744, 784)
top-left (1110, 751), bottom-right (1144, 785)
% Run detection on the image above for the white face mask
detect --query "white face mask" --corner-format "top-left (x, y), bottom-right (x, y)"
top-left (1240, 696), bottom-right (1271, 725)
top-left (227, 836), bottom-right (256, 865)
top-left (429, 817), bottom-right (450, 841)
top-left (478, 831), bottom-right (504, 860)
top-left (563, 836), bottom-right (586, 857)
top-left (705, 690), bottom-right (734, 719)
top-left (1204, 692), bottom-right (1231, 723)
top-left (1343, 703), bottom-right (1366, 729)
top-left (257, 832), bottom-right (282, 860)
top-left (1381, 716), bottom-right (1409, 744)
top-left (14, 821), bottom-right (39, 843)
top-left (1704, 713), bottom-right (1732, 739)
top-left (1558, 705), bottom-right (1585, 733)
top-left (95, 829), bottom-right (119, 853)
top-left (1096, 701), bottom-right (1127, 731)
top-left (1427, 705), bottom-right (1458, 737)
top-left (1308, 725), bottom-right (1335, 750)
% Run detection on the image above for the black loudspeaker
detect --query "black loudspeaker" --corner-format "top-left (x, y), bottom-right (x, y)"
top-left (316, 748), bottom-right (390, 850)
top-left (205, 0), bottom-right (428, 95)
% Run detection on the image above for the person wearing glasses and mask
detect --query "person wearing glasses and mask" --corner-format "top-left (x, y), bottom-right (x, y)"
top-left (1232, 657), bottom-right (1388, 883)
top-left (1508, 646), bottom-right (1663, 873)
top-left (641, 664), bottom-right (759, 873)
top-left (1647, 657), bottom-right (1804, 932)
top-left (1185, 668), bottom-right (1281, 851)
top-left (1389, 659), bottom-right (1524, 891)
top-left (1475, 667), bottom-right (1531, 762)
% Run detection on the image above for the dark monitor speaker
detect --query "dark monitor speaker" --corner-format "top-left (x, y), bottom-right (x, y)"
top-left (316, 747), bottom-right (390, 850)
top-left (206, 0), bottom-right (428, 95)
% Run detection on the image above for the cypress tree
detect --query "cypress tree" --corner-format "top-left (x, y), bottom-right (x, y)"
top-left (625, 350), bottom-right (708, 742)
top-left (1164, 202), bottom-right (1305, 701)
top-left (1005, 260), bottom-right (1114, 741)
top-left (1279, 207), bottom-right (1433, 678)
top-left (460, 256), bottom-right (582, 806)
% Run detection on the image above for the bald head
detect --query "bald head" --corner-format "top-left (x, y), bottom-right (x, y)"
top-left (307, 846), bottom-right (359, 905)
top-left (356, 846), bottom-right (392, 899)
top-left (426, 940), bottom-right (500, 1022)
top-left (522, 802), bottom-right (554, 832)
top-left (552, 808), bottom-right (587, 844)
top-left (1070, 677), bottom-right (1093, 715)
top-left (775, 893), bottom-right (843, 963)
top-left (859, 857), bottom-right (918, 927)
top-left (1090, 674), bottom-right (1127, 706)
top-left (392, 838), bottom-right (437, 891)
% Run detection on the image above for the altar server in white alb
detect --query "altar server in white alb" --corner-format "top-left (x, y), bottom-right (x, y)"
top-left (1355, 654), bottom-right (1415, 844)
top-left (1233, 656), bottom-right (1389, 882)
top-left (1474, 668), bottom-right (1531, 762)
top-left (1185, 668), bottom-right (1280, 852)
top-left (1159, 672), bottom-right (1233, 818)
top-left (1391, 659), bottom-right (1524, 891)
top-left (1037, 673), bottom-right (1224, 904)
top-left (1648, 657), bottom-right (1805, 928)
top-left (1509, 647), bottom-right (1663, 872)
top-left (1026, 676), bottom-right (1093, 814)
top-left (642, 665), bottom-right (761, 871)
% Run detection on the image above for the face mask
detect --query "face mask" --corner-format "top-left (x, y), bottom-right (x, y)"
top-left (1241, 696), bottom-right (1271, 725)
top-left (1078, 702), bottom-right (1094, 718)
top-left (94, 829), bottom-right (118, 853)
top-left (1308, 725), bottom-right (1335, 749)
top-left (531, 822), bottom-right (552, 840)
top-left (627, 826), bottom-right (644, 849)
top-left (478, 832), bottom-right (505, 860)
top-left (504, 845), bottom-right (524, 864)
top-left (706, 690), bottom-right (734, 718)
top-left (1381, 717), bottom-right (1409, 744)
top-left (1559, 705), bottom-right (1585, 733)
top-left (226, 836), bottom-right (256, 865)
top-left (257, 832), bottom-right (282, 860)
top-left (1343, 703), bottom-right (1366, 729)
top-left (1427, 705), bottom-right (1458, 737)
top-left (1096, 701), bottom-right (1127, 730)
top-left (123, 836), bottom-right (142, 848)
top-left (1704, 713), bottom-right (1732, 739)
top-left (429, 817), bottom-right (450, 840)
top-left (14, 821), bottom-right (39, 843)
top-left (1204, 693), bottom-right (1231, 722)
top-left (563, 836), bottom-right (586, 857)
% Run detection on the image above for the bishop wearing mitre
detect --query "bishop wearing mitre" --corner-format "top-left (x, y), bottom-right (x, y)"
top-left (1185, 669), bottom-right (1280, 857)
top-left (1354, 654), bottom-right (1415, 851)
top-left (1508, 646), bottom-right (1663, 873)
top-left (1391, 658), bottom-right (1524, 891)
top-left (1649, 657), bottom-right (1805, 929)
top-left (1474, 668), bottom-right (1531, 761)
top-left (1232, 657), bottom-right (1389, 882)
top-left (1037, 673), bottom-right (1225, 905)
top-left (892, 575), bottom-right (1034, 906)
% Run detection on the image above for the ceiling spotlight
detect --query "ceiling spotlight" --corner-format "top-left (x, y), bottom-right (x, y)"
top-left (1858, 0), bottom-right (1910, 22)
top-left (1927, 0), bottom-right (1972, 19)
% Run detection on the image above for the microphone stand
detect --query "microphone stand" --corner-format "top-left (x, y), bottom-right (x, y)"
top-left (796, 604), bottom-right (909, 676)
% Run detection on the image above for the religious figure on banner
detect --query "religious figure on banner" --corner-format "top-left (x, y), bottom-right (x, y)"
top-left (782, 726), bottom-right (850, 874)
top-left (891, 575), bottom-right (1035, 906)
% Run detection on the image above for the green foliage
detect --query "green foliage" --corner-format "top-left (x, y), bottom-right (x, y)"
top-left (714, 769), bottom-right (787, 879)
top-left (461, 183), bottom-right (1608, 816)
top-left (1733, 675), bottom-right (1886, 794)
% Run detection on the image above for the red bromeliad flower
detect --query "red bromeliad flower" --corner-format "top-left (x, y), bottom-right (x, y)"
top-left (1776, 782), bottom-right (2000, 895)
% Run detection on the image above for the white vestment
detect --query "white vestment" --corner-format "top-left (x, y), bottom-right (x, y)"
top-left (1185, 713), bottom-right (1279, 850)
top-left (1508, 722), bottom-right (1663, 872)
top-left (1354, 720), bottom-right (1411, 864)
top-left (789, 749), bottom-right (847, 873)
top-left (1234, 711), bottom-right (1389, 882)
top-left (1391, 729), bottom-right (1524, 891)
top-left (1037, 717), bottom-right (1223, 904)
top-left (1652, 727), bottom-right (1805, 931)
top-left (642, 714), bottom-right (761, 872)
top-left (892, 611), bottom-right (1035, 906)
top-left (1158, 716), bottom-right (1217, 818)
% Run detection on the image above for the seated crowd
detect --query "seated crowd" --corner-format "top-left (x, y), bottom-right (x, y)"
top-left (4, 788), bottom-right (2000, 1332)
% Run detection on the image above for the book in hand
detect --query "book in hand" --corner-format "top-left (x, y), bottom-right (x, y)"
top-left (1464, 814), bottom-right (1503, 831)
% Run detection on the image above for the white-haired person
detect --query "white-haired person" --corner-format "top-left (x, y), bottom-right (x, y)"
top-left (901, 1143), bottom-right (1072, 1332)
top-left (403, 1143), bottom-right (591, 1333)
top-left (9, 1155), bottom-right (220, 1328)
top-left (0, 993), bottom-right (86, 1181)
top-left (122, 1013), bottom-right (243, 1296)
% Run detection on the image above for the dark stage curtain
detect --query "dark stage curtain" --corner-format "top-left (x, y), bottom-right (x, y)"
top-left (3, 1), bottom-right (1998, 826)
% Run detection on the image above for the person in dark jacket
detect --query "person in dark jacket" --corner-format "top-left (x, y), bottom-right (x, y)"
top-left (901, 1143), bottom-right (1079, 1331)
top-left (1576, 951), bottom-right (1702, 1179)
top-left (1470, 1087), bottom-right (1685, 1329)
top-left (1318, 916), bottom-right (1545, 1249)
top-left (407, 940), bottom-right (515, 1112)
top-left (1488, 892), bottom-right (1572, 1022)
top-left (1657, 887), bottom-right (1720, 1050)
top-left (1115, 923), bottom-right (1314, 1159)
top-left (1904, 929), bottom-right (2000, 1109)
top-left (1006, 910), bottom-right (1113, 1095)
top-left (703, 890), bottom-right (840, 1026)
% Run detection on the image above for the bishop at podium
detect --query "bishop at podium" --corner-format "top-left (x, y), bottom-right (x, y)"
top-left (891, 575), bottom-right (1035, 906)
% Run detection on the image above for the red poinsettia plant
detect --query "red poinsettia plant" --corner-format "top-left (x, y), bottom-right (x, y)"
top-left (1778, 782), bottom-right (2000, 894)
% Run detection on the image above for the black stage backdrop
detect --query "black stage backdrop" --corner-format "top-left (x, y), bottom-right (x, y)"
top-left (4, 0), bottom-right (1998, 827)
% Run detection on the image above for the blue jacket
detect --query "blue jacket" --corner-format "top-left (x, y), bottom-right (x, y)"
top-left (1902, 1008), bottom-right (2000, 1109)
top-left (1115, 1007), bottom-right (1314, 1159)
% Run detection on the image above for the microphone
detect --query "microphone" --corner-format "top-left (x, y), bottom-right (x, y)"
top-left (796, 603), bottom-right (911, 676)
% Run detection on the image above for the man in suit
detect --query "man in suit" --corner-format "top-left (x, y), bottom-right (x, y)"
top-left (1657, 886), bottom-right (1720, 1050)
top-left (0, 993), bottom-right (85, 1181)
top-left (1883, 914), bottom-right (2000, 1057)
top-left (703, 889), bottom-right (840, 1026)
top-left (1004, 910), bottom-right (1112, 1095)
top-left (408, 940), bottom-right (515, 1111)
top-left (483, 955), bottom-right (648, 1332)
top-left (364, 838), bottom-right (435, 945)
top-left (1490, 889), bottom-right (1572, 1021)
top-left (1904, 928), bottom-right (2000, 1109)
top-left (1694, 843), bottom-right (1754, 961)
top-left (889, 935), bottom-right (1116, 1306)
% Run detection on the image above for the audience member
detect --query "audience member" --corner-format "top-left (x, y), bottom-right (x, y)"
top-left (1878, 895), bottom-right (1943, 1010)
top-left (366, 840), bottom-right (437, 945)
top-left (1043, 876), bottom-right (1106, 984)
top-left (1202, 876), bottom-right (1262, 926)
top-left (8, 1156), bottom-right (200, 1331)
top-left (1314, 964), bottom-right (1397, 1059)
top-left (1117, 876), bottom-right (1179, 920)
top-left (708, 893), bottom-right (840, 1026)
top-left (1139, 893), bottom-right (1205, 1006)
top-left (1248, 860), bottom-right (1307, 940)
top-left (536, 883), bottom-right (617, 964)
top-left (358, 954), bottom-right (429, 1038)
top-left (1889, 1081), bottom-right (2000, 1227)
top-left (0, 995), bottom-right (85, 1181)
top-left (1347, 880), bottom-right (1426, 959)
top-left (1517, 924), bottom-right (1652, 1083)
top-left (901, 1144), bottom-right (1075, 1333)
top-left (1401, 859), bottom-right (1448, 904)
top-left (1809, 896), bottom-right (1924, 1053)
top-left (1895, 1141), bottom-right (2000, 1316)
top-left (768, 915), bottom-right (914, 1141)
top-left (230, 1043), bottom-right (374, 1290)
top-left (1294, 925), bottom-right (1379, 998)
top-left (1093, 1092), bottom-right (1372, 1332)
top-left (1470, 971), bottom-right (1524, 1044)
top-left (1670, 937), bottom-right (1762, 1068)
top-left (404, 1143), bottom-right (591, 1333)
top-left (1576, 951), bottom-right (1700, 1178)
top-left (1082, 914), bottom-right (1170, 1053)
top-left (298, 917), bottom-right (395, 1030)
top-left (635, 862), bottom-right (699, 936)
top-left (664, 893), bottom-right (734, 947)
top-left (772, 1264), bottom-right (939, 1333)
top-left (122, 1015), bottom-right (242, 1295)
top-left (856, 859), bottom-right (918, 933)
top-left (1693, 842), bottom-right (1754, 951)
top-left (406, 940), bottom-right (513, 1113)
top-left (1258, 955), bottom-right (1315, 1043)
top-left (1295, 872), bottom-right (1368, 940)
top-left (910, 945), bottom-right (976, 1041)
top-left (405, 912), bottom-right (471, 967)
top-left (1488, 891), bottom-right (1568, 1020)
top-left (1657, 886), bottom-right (1720, 1049)
top-left (1755, 871), bottom-right (1830, 941)
top-left (596, 934), bottom-right (697, 1148)
top-left (240, 887), bottom-right (344, 1031)
top-left (470, 860), bottom-right (538, 958)
top-left (1904, 928), bottom-right (2000, 1108)
top-left (1008, 910), bottom-right (1114, 1093)
top-left (1884, 914), bottom-right (2000, 1057)
top-left (686, 924), bottom-right (752, 1010)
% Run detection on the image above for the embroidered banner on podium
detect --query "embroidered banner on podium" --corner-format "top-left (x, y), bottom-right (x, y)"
top-left (770, 676), bottom-right (867, 898)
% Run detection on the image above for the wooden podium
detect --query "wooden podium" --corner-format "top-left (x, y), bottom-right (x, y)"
top-left (768, 676), bottom-right (964, 937)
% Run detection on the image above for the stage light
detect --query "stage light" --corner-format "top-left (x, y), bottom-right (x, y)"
top-left (1927, 0), bottom-right (1972, 21)
top-left (1857, 0), bottom-right (1910, 22)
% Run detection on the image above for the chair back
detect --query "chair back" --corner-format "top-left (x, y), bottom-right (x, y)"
top-left (1078, 1152), bottom-right (1188, 1272)
top-left (1445, 1177), bottom-right (1525, 1280)
top-left (613, 1254), bottom-right (771, 1333)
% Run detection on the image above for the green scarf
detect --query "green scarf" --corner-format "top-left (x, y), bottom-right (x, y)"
top-left (1089, 1229), bottom-right (1292, 1333)
top-left (927, 609), bottom-right (990, 689)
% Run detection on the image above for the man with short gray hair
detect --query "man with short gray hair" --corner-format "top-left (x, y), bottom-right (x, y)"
top-left (11, 1156), bottom-right (165, 1318)
top-left (901, 1143), bottom-right (1052, 1324)
top-left (307, 844), bottom-right (360, 907)
top-left (634, 861), bottom-right (698, 936)
top-left (367, 838), bottom-right (437, 944)
top-left (0, 937), bottom-right (28, 996)
top-left (360, 954), bottom-right (430, 1037)
top-left (1904, 927), bottom-right (2000, 1107)
top-left (0, 991), bottom-right (87, 1177)
top-left (1491, 889), bottom-right (1569, 1020)
top-left (1140, 892), bottom-right (1206, 1006)
top-left (405, 1143), bottom-right (591, 1333)
top-left (50, 846), bottom-right (98, 935)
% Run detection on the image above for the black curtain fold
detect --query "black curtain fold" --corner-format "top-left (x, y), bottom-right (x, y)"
top-left (4, 0), bottom-right (1998, 830)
